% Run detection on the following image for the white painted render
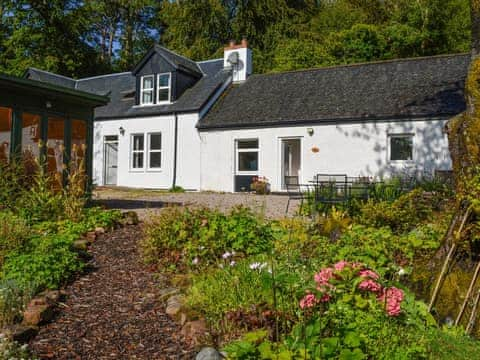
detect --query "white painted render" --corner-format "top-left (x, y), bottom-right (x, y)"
top-left (93, 113), bottom-right (201, 189)
top-left (223, 46), bottom-right (252, 83)
top-left (199, 119), bottom-right (451, 193)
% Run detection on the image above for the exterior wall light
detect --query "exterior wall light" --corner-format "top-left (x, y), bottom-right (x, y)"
top-left (45, 101), bottom-right (52, 109)
top-left (119, 126), bottom-right (125, 135)
top-left (307, 128), bottom-right (314, 136)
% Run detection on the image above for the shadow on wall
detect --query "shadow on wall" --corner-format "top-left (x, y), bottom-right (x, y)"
top-left (333, 118), bottom-right (451, 179)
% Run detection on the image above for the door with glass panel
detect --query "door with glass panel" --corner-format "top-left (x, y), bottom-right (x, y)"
top-left (281, 138), bottom-right (301, 189)
top-left (104, 135), bottom-right (118, 185)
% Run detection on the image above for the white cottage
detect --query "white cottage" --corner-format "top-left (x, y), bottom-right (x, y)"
top-left (26, 41), bottom-right (470, 193)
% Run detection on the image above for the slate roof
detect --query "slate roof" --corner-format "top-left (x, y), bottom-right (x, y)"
top-left (25, 58), bottom-right (229, 119)
top-left (199, 53), bottom-right (471, 130)
top-left (132, 45), bottom-right (203, 77)
top-left (198, 59), bottom-right (224, 76)
top-left (25, 68), bottom-right (77, 89)
top-left (1, 72), bottom-right (108, 106)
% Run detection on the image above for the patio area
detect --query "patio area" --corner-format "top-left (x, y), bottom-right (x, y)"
top-left (92, 187), bottom-right (299, 220)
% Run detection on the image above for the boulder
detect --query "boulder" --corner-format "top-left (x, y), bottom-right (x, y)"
top-left (181, 319), bottom-right (207, 345)
top-left (158, 288), bottom-right (179, 302)
top-left (85, 231), bottom-right (97, 243)
top-left (196, 347), bottom-right (224, 360)
top-left (2, 324), bottom-right (38, 343)
top-left (22, 299), bottom-right (55, 326)
top-left (122, 211), bottom-right (139, 225)
top-left (165, 295), bottom-right (183, 318)
top-left (73, 239), bottom-right (89, 251)
top-left (95, 227), bottom-right (105, 235)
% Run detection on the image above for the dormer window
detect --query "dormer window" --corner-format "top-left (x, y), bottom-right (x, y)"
top-left (157, 73), bottom-right (171, 104)
top-left (140, 75), bottom-right (154, 105)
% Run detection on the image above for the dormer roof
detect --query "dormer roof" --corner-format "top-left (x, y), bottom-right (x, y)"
top-left (131, 45), bottom-right (203, 77)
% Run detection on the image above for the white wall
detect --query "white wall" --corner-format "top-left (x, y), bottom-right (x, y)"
top-left (199, 119), bottom-right (451, 192)
top-left (93, 113), bottom-right (201, 190)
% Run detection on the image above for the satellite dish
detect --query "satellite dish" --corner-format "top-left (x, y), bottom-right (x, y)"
top-left (227, 51), bottom-right (239, 65)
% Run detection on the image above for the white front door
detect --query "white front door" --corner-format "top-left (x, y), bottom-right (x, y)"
top-left (104, 135), bottom-right (118, 186)
top-left (281, 138), bottom-right (301, 189)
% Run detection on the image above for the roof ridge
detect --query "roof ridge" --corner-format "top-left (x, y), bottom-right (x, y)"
top-left (252, 52), bottom-right (470, 78)
top-left (197, 58), bottom-right (223, 64)
top-left (28, 67), bottom-right (76, 82)
top-left (77, 72), bottom-right (132, 82)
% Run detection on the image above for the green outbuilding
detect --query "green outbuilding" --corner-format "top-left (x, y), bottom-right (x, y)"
top-left (0, 72), bottom-right (108, 183)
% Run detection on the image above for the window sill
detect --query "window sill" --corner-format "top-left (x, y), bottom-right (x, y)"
top-left (133, 102), bottom-right (172, 108)
top-left (388, 160), bottom-right (415, 164)
top-left (236, 171), bottom-right (259, 176)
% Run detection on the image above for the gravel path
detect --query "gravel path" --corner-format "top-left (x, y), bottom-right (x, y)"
top-left (93, 188), bottom-right (299, 221)
top-left (30, 225), bottom-right (194, 360)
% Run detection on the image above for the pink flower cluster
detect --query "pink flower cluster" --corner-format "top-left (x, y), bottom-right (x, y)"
top-left (300, 260), bottom-right (405, 317)
top-left (299, 293), bottom-right (317, 309)
top-left (377, 287), bottom-right (404, 317)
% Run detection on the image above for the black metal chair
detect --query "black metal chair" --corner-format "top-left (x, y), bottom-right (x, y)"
top-left (285, 177), bottom-right (312, 215)
top-left (313, 174), bottom-right (348, 204)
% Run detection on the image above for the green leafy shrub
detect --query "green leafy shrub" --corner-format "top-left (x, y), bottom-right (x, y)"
top-left (224, 262), bottom-right (437, 360)
top-left (0, 336), bottom-right (37, 359)
top-left (142, 206), bottom-right (273, 270)
top-left (0, 279), bottom-right (35, 327)
top-left (2, 232), bottom-right (84, 290)
top-left (358, 189), bottom-right (433, 233)
top-left (0, 212), bottom-right (29, 266)
top-left (14, 168), bottom-right (66, 224)
top-left (329, 224), bottom-right (443, 276)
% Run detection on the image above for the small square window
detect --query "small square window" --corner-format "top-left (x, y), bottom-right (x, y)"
top-left (149, 152), bottom-right (161, 168)
top-left (390, 135), bottom-right (413, 161)
top-left (236, 139), bottom-right (259, 173)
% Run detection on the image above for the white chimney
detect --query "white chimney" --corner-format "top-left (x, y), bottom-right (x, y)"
top-left (224, 39), bottom-right (252, 83)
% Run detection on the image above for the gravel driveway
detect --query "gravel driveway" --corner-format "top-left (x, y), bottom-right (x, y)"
top-left (92, 187), bottom-right (299, 220)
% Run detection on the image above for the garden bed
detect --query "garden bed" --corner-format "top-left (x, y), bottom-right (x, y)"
top-left (139, 184), bottom-right (480, 359)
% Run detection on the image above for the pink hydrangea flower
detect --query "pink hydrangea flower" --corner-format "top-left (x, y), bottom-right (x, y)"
top-left (378, 287), bottom-right (404, 317)
top-left (358, 269), bottom-right (380, 280)
top-left (334, 260), bottom-right (349, 271)
top-left (314, 268), bottom-right (334, 286)
top-left (358, 279), bottom-right (382, 293)
top-left (300, 293), bottom-right (317, 309)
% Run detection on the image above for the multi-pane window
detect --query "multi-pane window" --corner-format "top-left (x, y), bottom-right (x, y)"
top-left (389, 134), bottom-right (413, 161)
top-left (140, 75), bottom-right (154, 105)
top-left (236, 139), bottom-right (259, 173)
top-left (157, 73), bottom-right (171, 103)
top-left (148, 133), bottom-right (162, 169)
top-left (131, 134), bottom-right (145, 169)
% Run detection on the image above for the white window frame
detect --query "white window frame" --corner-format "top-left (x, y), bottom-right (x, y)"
top-left (130, 133), bottom-right (145, 171)
top-left (147, 132), bottom-right (162, 170)
top-left (140, 75), bottom-right (154, 105)
top-left (157, 73), bottom-right (171, 104)
top-left (388, 133), bottom-right (414, 163)
top-left (236, 138), bottom-right (259, 175)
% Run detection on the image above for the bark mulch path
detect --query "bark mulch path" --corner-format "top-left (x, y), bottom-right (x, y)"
top-left (29, 225), bottom-right (194, 360)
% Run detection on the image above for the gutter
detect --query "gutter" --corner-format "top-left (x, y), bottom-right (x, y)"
top-left (172, 112), bottom-right (178, 189)
top-left (197, 114), bottom-right (457, 131)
